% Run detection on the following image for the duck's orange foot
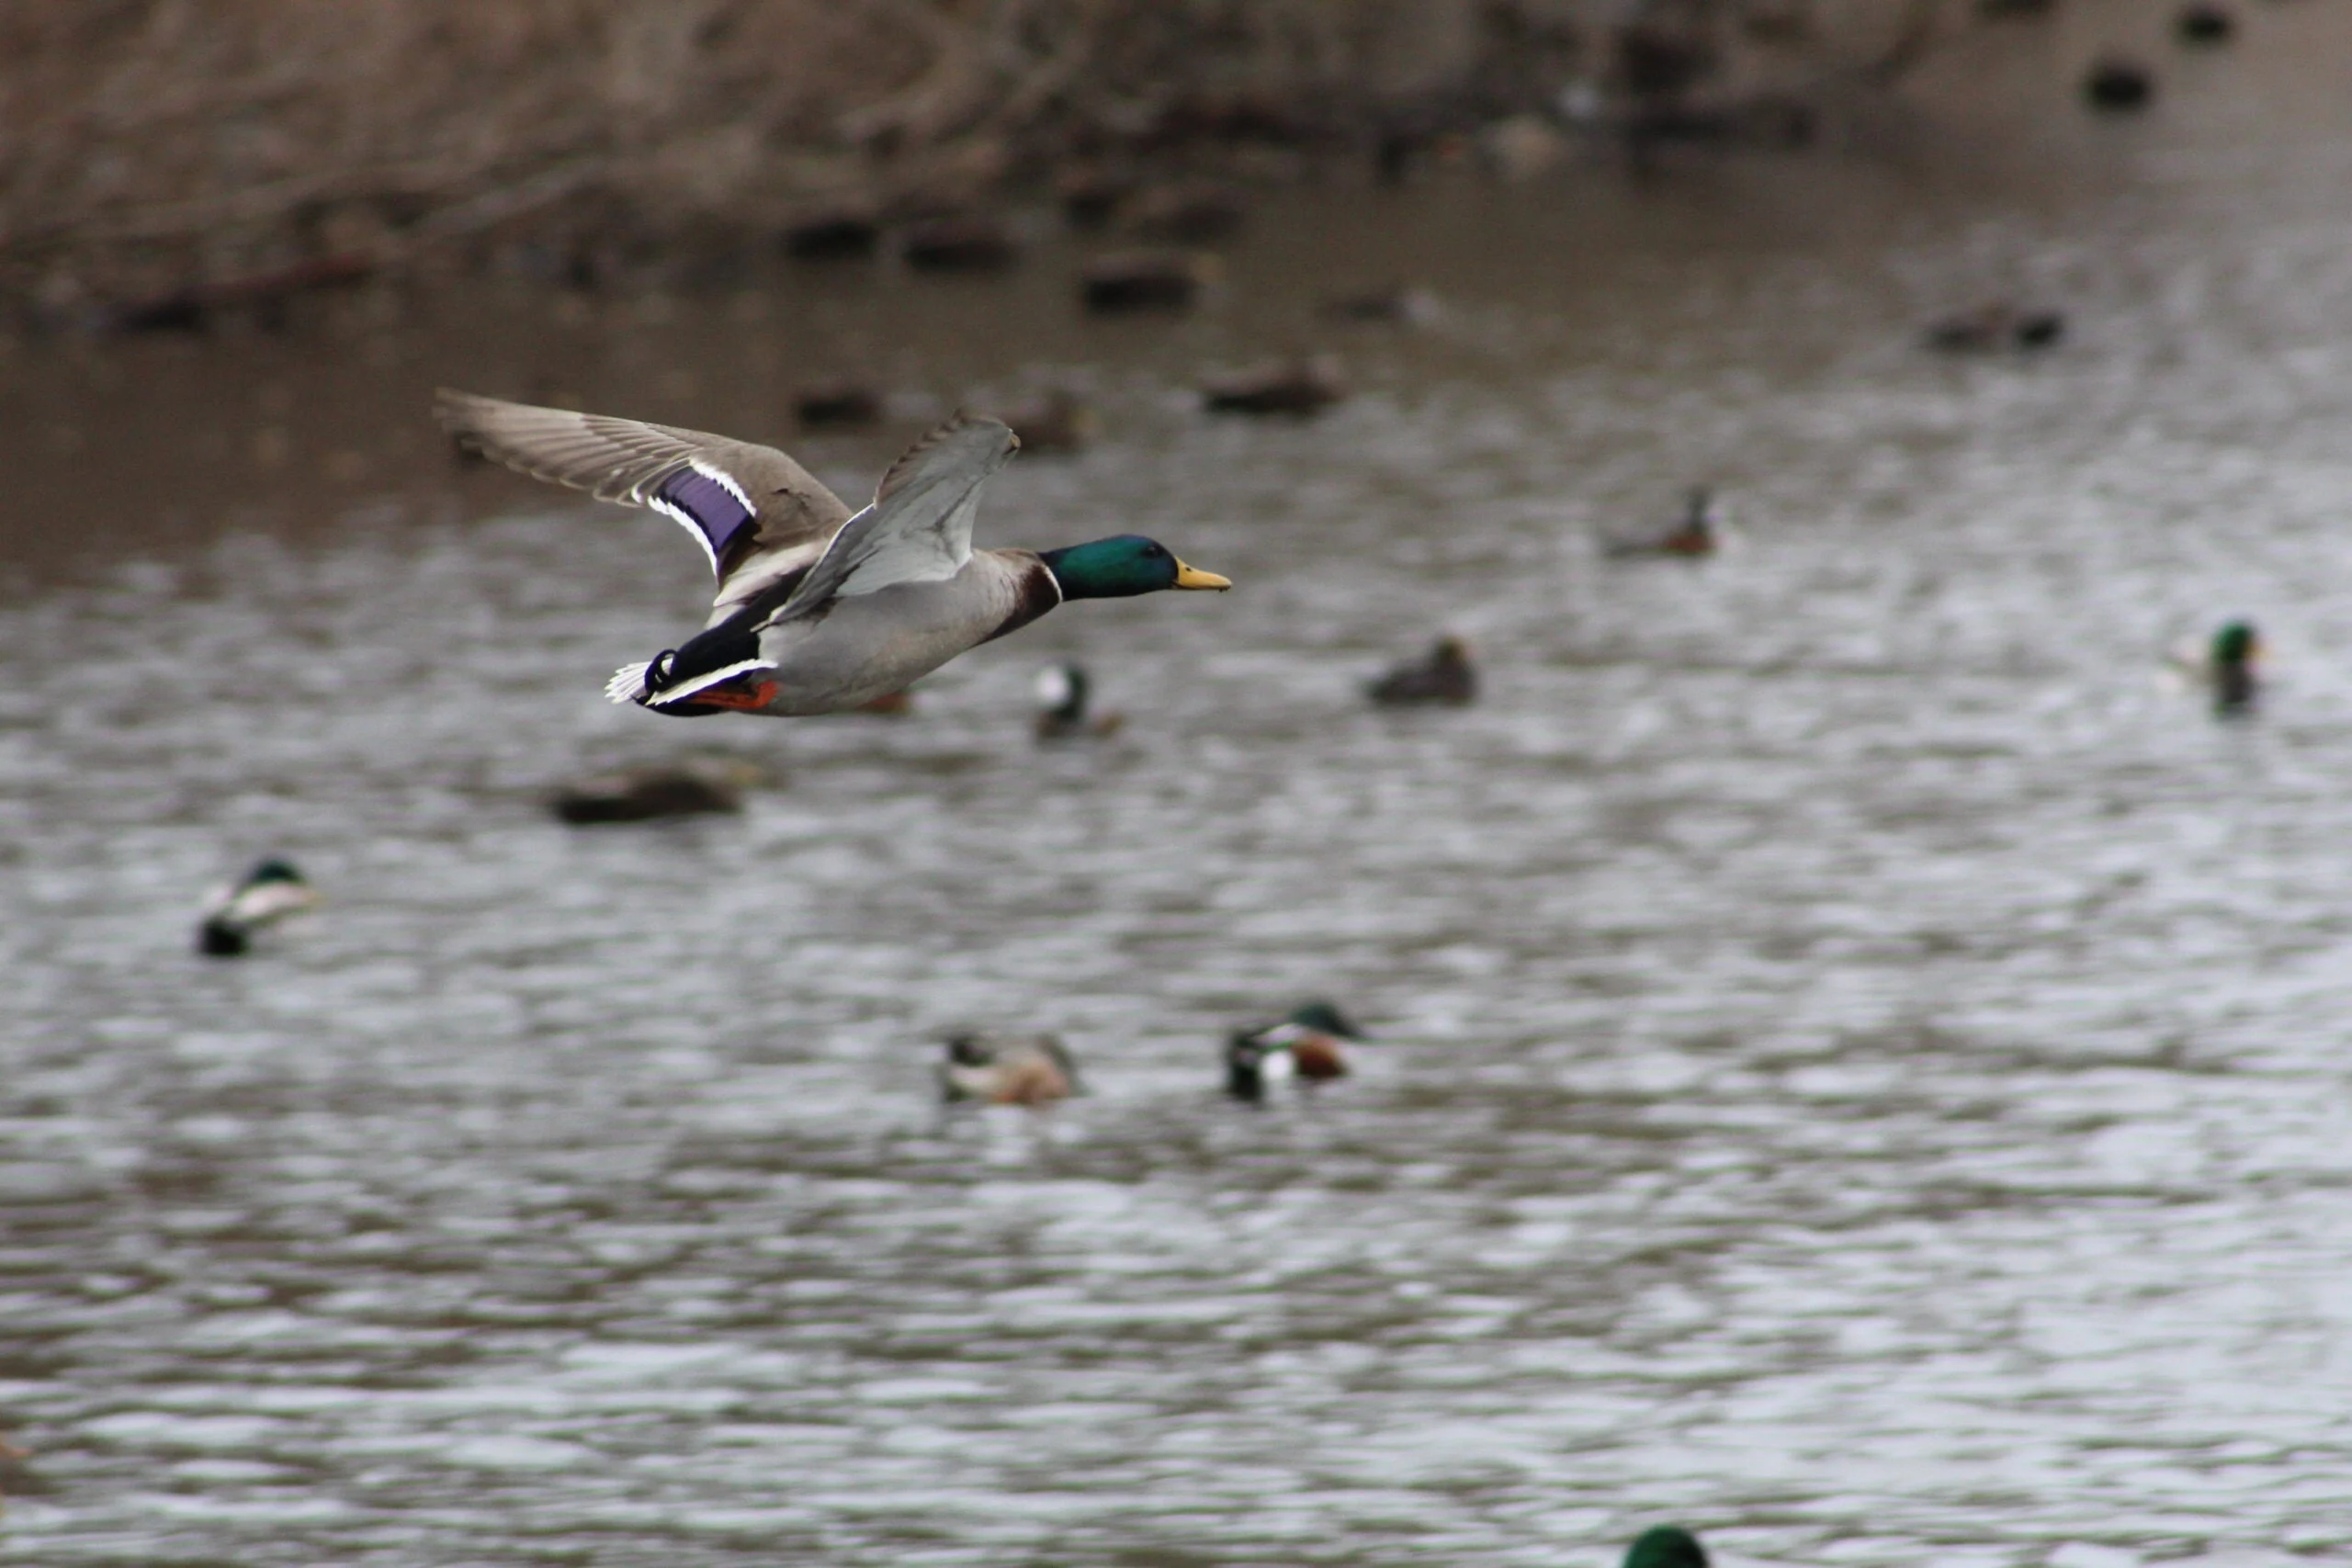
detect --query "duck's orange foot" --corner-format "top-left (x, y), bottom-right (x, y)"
top-left (854, 690), bottom-right (915, 716)
top-left (681, 679), bottom-right (779, 713)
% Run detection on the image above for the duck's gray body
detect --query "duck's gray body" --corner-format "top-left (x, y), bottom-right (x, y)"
top-left (735, 551), bottom-right (1060, 715)
top-left (435, 391), bottom-right (1223, 716)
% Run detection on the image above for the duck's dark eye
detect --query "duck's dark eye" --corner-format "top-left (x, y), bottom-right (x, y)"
top-left (1144, 544), bottom-right (1166, 558)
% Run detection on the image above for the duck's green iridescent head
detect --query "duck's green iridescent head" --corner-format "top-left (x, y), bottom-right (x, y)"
top-left (1623, 1525), bottom-right (1709, 1568)
top-left (1037, 535), bottom-right (1231, 600)
top-left (2213, 620), bottom-right (2259, 668)
top-left (1289, 1000), bottom-right (1363, 1039)
top-left (247, 858), bottom-right (306, 886)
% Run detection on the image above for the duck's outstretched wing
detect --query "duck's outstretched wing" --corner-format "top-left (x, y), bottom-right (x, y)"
top-left (763, 416), bottom-right (1020, 628)
top-left (435, 389), bottom-right (856, 625)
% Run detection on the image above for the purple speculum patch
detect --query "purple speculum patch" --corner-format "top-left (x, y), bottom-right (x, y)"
top-left (654, 468), bottom-right (754, 568)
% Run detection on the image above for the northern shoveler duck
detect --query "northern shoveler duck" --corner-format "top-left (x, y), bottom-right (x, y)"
top-left (940, 1032), bottom-right (1080, 1105)
top-left (435, 394), bottom-right (1231, 718)
top-left (1034, 661), bottom-right (1124, 741)
top-left (1607, 488), bottom-right (1723, 558)
top-left (1369, 635), bottom-right (1477, 706)
top-left (197, 858), bottom-right (319, 957)
top-left (1226, 1001), bottom-right (1365, 1100)
top-left (1622, 1526), bottom-right (1709, 1568)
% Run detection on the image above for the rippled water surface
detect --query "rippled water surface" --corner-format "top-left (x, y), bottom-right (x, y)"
top-left (9, 12), bottom-right (2352, 1565)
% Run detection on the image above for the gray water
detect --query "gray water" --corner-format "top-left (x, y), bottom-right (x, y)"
top-left (8, 9), bottom-right (2352, 1565)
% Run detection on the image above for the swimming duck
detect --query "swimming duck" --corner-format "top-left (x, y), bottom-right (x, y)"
top-left (1369, 635), bottom-right (1477, 706)
top-left (2084, 57), bottom-right (2154, 113)
top-left (1924, 304), bottom-right (2064, 354)
top-left (1226, 1001), bottom-right (1365, 1100)
top-left (1035, 661), bottom-right (1124, 741)
top-left (1622, 1526), bottom-right (1709, 1568)
top-left (1320, 284), bottom-right (1440, 325)
top-left (1127, 182), bottom-right (1247, 244)
top-left (2177, 5), bottom-right (2233, 46)
top-left (1607, 488), bottom-right (1722, 558)
top-left (782, 208), bottom-right (883, 262)
top-left (900, 214), bottom-right (1020, 273)
top-left (940, 1032), bottom-right (1080, 1105)
top-left (435, 393), bottom-right (1232, 718)
top-left (1058, 165), bottom-right (1137, 229)
top-left (550, 756), bottom-right (767, 824)
top-left (1202, 355), bottom-right (1347, 417)
top-left (792, 380), bottom-right (883, 430)
top-left (1081, 249), bottom-right (1217, 314)
top-left (989, 389), bottom-right (1100, 454)
top-left (2171, 619), bottom-right (2261, 714)
top-left (197, 858), bottom-right (319, 957)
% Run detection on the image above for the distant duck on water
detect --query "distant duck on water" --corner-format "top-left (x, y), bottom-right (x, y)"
top-left (1925, 303), bottom-right (2065, 355)
top-left (2172, 619), bottom-right (2261, 714)
top-left (989, 389), bottom-right (1099, 454)
top-left (1034, 661), bottom-right (1123, 741)
top-left (1201, 355), bottom-right (1347, 417)
top-left (197, 858), bottom-right (319, 956)
top-left (1226, 1001), bottom-right (1365, 1100)
top-left (550, 756), bottom-right (767, 824)
top-left (1369, 635), bottom-right (1477, 706)
top-left (1606, 487), bottom-right (1721, 558)
top-left (940, 1032), bottom-right (1080, 1105)
top-left (1621, 1526), bottom-right (1709, 1568)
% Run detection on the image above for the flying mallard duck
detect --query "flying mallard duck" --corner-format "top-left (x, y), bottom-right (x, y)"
top-left (435, 392), bottom-right (1231, 717)
top-left (939, 1032), bottom-right (1080, 1105)
top-left (2169, 619), bottom-right (2261, 714)
top-left (1622, 1526), bottom-right (1709, 1568)
top-left (1369, 635), bottom-right (1477, 706)
top-left (197, 858), bottom-right (319, 957)
top-left (1226, 1000), bottom-right (1364, 1100)
top-left (1034, 661), bottom-right (1124, 741)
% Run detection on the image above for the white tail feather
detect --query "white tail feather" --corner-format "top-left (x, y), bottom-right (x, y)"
top-left (605, 661), bottom-right (654, 705)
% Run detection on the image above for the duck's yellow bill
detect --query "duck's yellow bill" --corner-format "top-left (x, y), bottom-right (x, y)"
top-left (1173, 560), bottom-right (1232, 591)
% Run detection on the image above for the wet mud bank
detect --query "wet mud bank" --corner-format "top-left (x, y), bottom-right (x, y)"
top-left (11, 0), bottom-right (2031, 329)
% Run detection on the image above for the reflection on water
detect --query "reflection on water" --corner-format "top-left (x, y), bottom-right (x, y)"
top-left (9, 11), bottom-right (2352, 1565)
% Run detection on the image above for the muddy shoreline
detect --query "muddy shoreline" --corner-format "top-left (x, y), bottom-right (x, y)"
top-left (6, 0), bottom-right (1975, 330)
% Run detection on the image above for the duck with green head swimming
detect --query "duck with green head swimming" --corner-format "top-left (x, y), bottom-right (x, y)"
top-left (1622, 1526), bottom-right (1709, 1568)
top-left (2210, 620), bottom-right (2260, 714)
top-left (1226, 1000), bottom-right (1366, 1100)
